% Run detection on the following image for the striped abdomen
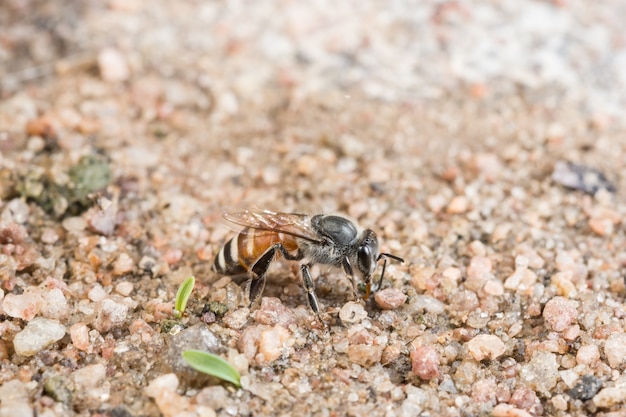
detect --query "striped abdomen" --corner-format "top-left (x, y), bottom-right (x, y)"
top-left (214, 228), bottom-right (299, 275)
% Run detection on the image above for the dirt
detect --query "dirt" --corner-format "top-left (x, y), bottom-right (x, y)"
top-left (1, 1), bottom-right (626, 416)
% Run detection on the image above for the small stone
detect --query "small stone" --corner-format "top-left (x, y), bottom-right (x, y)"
top-left (39, 288), bottom-right (69, 320)
top-left (98, 48), bottom-right (130, 82)
top-left (543, 296), bottom-right (578, 332)
top-left (113, 253), bottom-right (134, 276)
top-left (465, 255), bottom-right (493, 291)
top-left (251, 297), bottom-right (296, 327)
top-left (446, 196), bottom-right (469, 214)
top-left (576, 344), bottom-right (600, 366)
top-left (347, 345), bottom-right (383, 368)
top-left (70, 323), bottom-right (91, 351)
top-left (93, 298), bottom-right (129, 332)
top-left (297, 155), bottom-right (317, 176)
top-left (593, 386), bottom-right (626, 408)
top-left (519, 351), bottom-right (559, 395)
top-left (492, 404), bottom-right (533, 417)
top-left (13, 317), bottom-right (66, 356)
top-left (410, 345), bottom-right (440, 380)
top-left (257, 325), bottom-right (291, 365)
top-left (167, 324), bottom-right (223, 374)
top-left (62, 216), bottom-right (87, 233)
top-left (73, 363), bottom-right (106, 390)
top-left (88, 284), bottom-right (107, 302)
top-left (374, 288), bottom-right (407, 310)
top-left (2, 287), bottom-right (42, 320)
top-left (222, 307), bottom-right (250, 329)
top-left (568, 375), bottom-right (602, 401)
top-left (466, 334), bottom-right (506, 361)
top-left (410, 295), bottom-right (445, 315)
top-left (0, 379), bottom-right (33, 417)
top-left (448, 289), bottom-right (479, 312)
top-left (510, 385), bottom-right (543, 415)
top-left (483, 279), bottom-right (504, 296)
top-left (604, 333), bottom-right (626, 368)
top-left (339, 301), bottom-right (368, 323)
top-left (115, 281), bottom-right (134, 296)
top-left (145, 373), bottom-right (189, 417)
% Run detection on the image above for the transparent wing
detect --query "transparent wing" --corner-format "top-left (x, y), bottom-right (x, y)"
top-left (223, 209), bottom-right (322, 242)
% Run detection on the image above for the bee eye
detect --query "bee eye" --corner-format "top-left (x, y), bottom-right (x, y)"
top-left (357, 245), bottom-right (372, 274)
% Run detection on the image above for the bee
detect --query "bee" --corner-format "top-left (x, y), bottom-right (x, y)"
top-left (213, 209), bottom-right (404, 321)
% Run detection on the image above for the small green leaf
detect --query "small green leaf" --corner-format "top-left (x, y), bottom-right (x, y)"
top-left (182, 350), bottom-right (241, 387)
top-left (174, 276), bottom-right (195, 317)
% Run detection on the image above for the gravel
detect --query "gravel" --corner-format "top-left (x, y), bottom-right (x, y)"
top-left (1, 0), bottom-right (626, 416)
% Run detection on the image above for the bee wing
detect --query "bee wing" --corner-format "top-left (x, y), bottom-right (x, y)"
top-left (223, 209), bottom-right (322, 242)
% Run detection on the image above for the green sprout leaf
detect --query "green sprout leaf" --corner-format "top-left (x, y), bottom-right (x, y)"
top-left (174, 276), bottom-right (195, 317)
top-left (182, 350), bottom-right (241, 388)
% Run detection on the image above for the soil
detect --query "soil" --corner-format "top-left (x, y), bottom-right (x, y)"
top-left (1, 1), bottom-right (626, 416)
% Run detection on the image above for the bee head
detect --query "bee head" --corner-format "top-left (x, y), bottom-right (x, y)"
top-left (356, 229), bottom-right (404, 299)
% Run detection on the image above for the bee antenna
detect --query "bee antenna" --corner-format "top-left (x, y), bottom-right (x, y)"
top-left (377, 252), bottom-right (404, 263)
top-left (372, 253), bottom-right (404, 293)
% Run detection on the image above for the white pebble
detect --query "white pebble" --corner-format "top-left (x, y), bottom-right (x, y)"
top-left (339, 301), bottom-right (368, 323)
top-left (13, 317), bottom-right (66, 356)
top-left (0, 379), bottom-right (33, 417)
top-left (466, 334), bottom-right (506, 361)
top-left (2, 288), bottom-right (42, 320)
top-left (604, 333), bottom-right (626, 368)
top-left (94, 298), bottom-right (129, 332)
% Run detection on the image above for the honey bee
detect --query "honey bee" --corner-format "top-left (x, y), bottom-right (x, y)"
top-left (213, 209), bottom-right (404, 321)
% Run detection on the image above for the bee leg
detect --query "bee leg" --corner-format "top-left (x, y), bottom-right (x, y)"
top-left (342, 258), bottom-right (359, 300)
top-left (301, 264), bottom-right (324, 324)
top-left (248, 244), bottom-right (281, 306)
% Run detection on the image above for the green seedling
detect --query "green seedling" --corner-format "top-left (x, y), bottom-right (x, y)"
top-left (174, 276), bottom-right (195, 318)
top-left (182, 350), bottom-right (241, 388)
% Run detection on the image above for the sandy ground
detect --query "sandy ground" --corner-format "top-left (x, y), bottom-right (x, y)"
top-left (1, 0), bottom-right (626, 416)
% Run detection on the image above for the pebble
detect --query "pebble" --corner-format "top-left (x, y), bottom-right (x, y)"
top-left (257, 325), bottom-right (291, 365)
top-left (113, 253), bottom-right (135, 276)
top-left (593, 386), bottom-right (626, 408)
top-left (519, 351), bottom-right (559, 395)
top-left (492, 404), bottom-right (533, 417)
top-left (503, 260), bottom-right (537, 292)
top-left (339, 301), bottom-right (368, 323)
top-left (88, 284), bottom-right (107, 302)
top-left (115, 281), bottom-right (134, 296)
top-left (251, 297), bottom-right (297, 327)
top-left (410, 345), bottom-right (440, 380)
top-left (62, 216), bottom-right (87, 233)
top-left (166, 324), bottom-right (223, 374)
top-left (39, 288), bottom-right (69, 320)
top-left (13, 317), bottom-right (66, 356)
top-left (410, 295), bottom-right (445, 315)
top-left (448, 289), bottom-right (479, 312)
top-left (465, 255), bottom-right (493, 291)
top-left (374, 288), bottom-right (407, 310)
top-left (466, 334), bottom-right (506, 361)
top-left (510, 385), bottom-right (543, 416)
top-left (542, 296), bottom-right (578, 332)
top-left (568, 375), bottom-right (603, 401)
top-left (347, 345), bottom-right (383, 367)
top-left (550, 271), bottom-right (577, 298)
top-left (604, 333), bottom-right (626, 368)
top-left (70, 323), bottom-right (91, 351)
top-left (2, 287), bottom-right (42, 320)
top-left (73, 363), bottom-right (106, 390)
top-left (576, 344), bottom-right (600, 366)
top-left (145, 373), bottom-right (189, 417)
top-left (446, 196), bottom-right (469, 214)
top-left (93, 298), bottom-right (129, 332)
top-left (0, 379), bottom-right (33, 417)
top-left (222, 307), bottom-right (250, 329)
top-left (98, 47), bottom-right (130, 82)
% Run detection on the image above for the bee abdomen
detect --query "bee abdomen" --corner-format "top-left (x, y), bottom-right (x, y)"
top-left (214, 235), bottom-right (246, 275)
